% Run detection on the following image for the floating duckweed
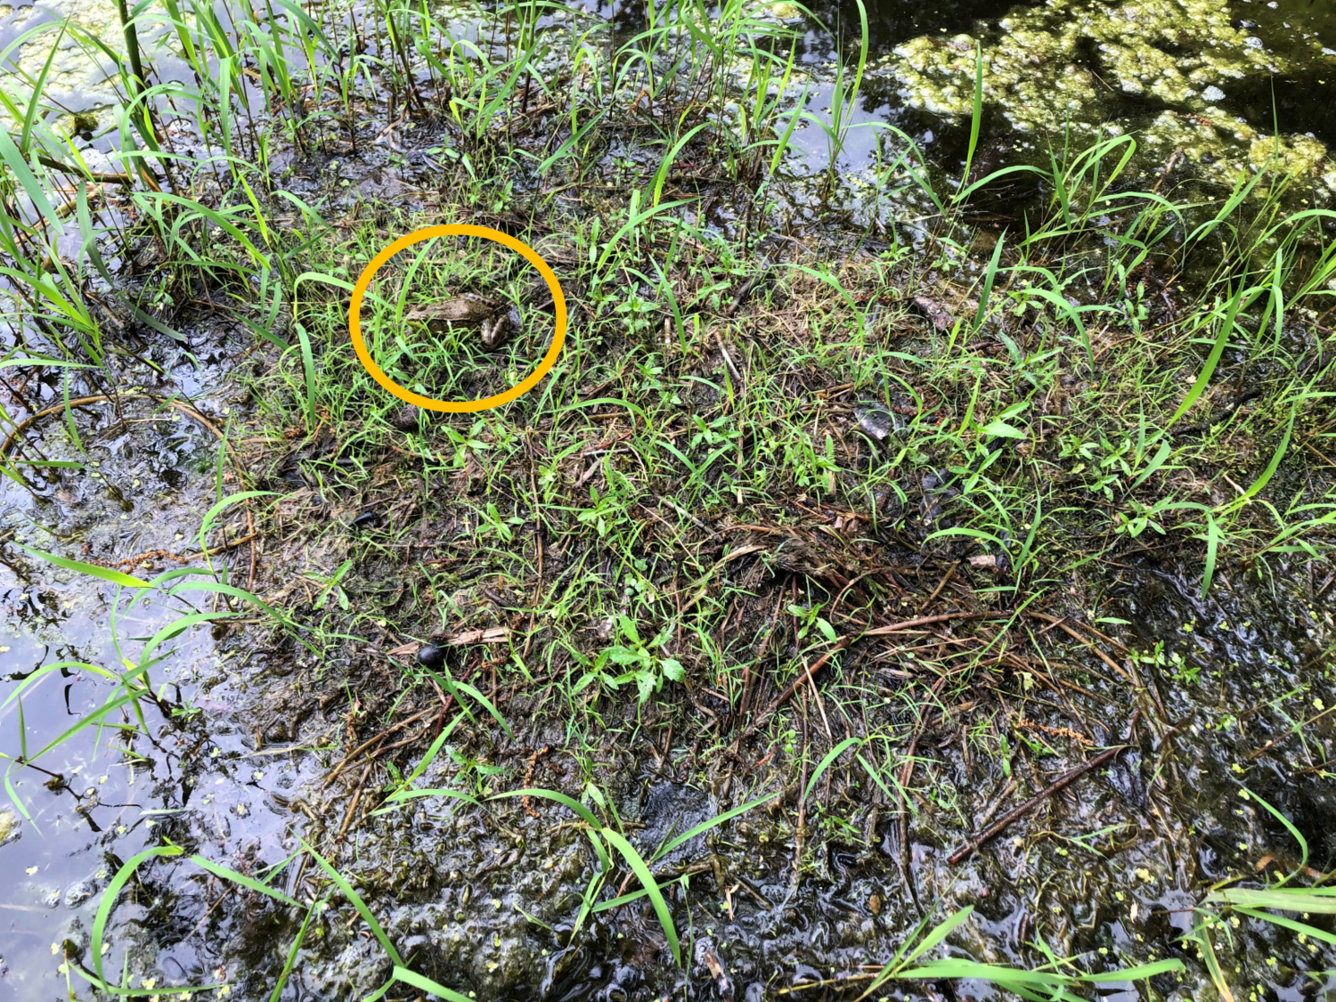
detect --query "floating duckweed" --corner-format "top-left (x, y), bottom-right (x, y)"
top-left (877, 0), bottom-right (1336, 194)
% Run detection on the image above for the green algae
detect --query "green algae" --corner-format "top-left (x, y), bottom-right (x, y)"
top-left (878, 0), bottom-right (1336, 196)
top-left (1142, 109), bottom-right (1336, 195)
top-left (0, 0), bottom-right (187, 135)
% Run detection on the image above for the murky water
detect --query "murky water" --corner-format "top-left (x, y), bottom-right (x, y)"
top-left (3, 0), bottom-right (1334, 195)
top-left (0, 338), bottom-right (318, 996)
top-left (781, 0), bottom-right (1336, 210)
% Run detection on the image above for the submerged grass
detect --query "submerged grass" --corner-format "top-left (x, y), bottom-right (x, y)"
top-left (1, 0), bottom-right (1335, 995)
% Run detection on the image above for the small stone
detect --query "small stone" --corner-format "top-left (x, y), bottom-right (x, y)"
top-left (390, 405), bottom-right (424, 432)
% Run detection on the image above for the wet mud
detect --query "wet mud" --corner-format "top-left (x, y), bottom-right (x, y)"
top-left (5, 406), bottom-right (1333, 1000)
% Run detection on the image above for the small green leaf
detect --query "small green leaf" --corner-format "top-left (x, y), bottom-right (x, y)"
top-left (980, 419), bottom-right (1027, 440)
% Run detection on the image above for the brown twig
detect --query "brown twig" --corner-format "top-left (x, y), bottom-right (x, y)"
top-left (320, 709), bottom-right (432, 790)
top-left (1026, 610), bottom-right (1128, 652)
top-left (36, 154), bottom-right (134, 186)
top-left (947, 744), bottom-right (1128, 864)
top-left (863, 611), bottom-right (990, 636)
top-left (100, 533), bottom-right (260, 571)
top-left (736, 590), bottom-right (786, 744)
top-left (1023, 612), bottom-right (1132, 681)
top-left (895, 675), bottom-right (947, 908)
top-left (335, 758), bottom-right (376, 840)
top-left (738, 638), bottom-right (850, 744)
top-left (916, 564), bottom-right (957, 614)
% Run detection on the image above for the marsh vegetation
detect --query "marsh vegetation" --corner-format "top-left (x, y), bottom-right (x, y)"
top-left (0, 0), bottom-right (1333, 998)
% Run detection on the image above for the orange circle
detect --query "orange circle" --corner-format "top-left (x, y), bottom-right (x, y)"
top-left (348, 224), bottom-right (567, 413)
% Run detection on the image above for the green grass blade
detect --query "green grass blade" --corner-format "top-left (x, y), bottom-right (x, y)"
top-left (1229, 906), bottom-right (1336, 945)
top-left (957, 39), bottom-right (983, 202)
top-left (303, 842), bottom-right (405, 965)
top-left (1167, 283), bottom-right (1247, 428)
top-left (972, 230), bottom-right (1005, 332)
top-left (197, 491), bottom-right (275, 556)
top-left (450, 680), bottom-right (514, 739)
top-left (268, 897), bottom-right (323, 1002)
top-left (372, 788), bottom-right (480, 815)
top-left (901, 906), bottom-right (973, 965)
top-left (1205, 888), bottom-right (1336, 914)
top-left (190, 855), bottom-right (300, 907)
top-left (1237, 785), bottom-right (1307, 883)
top-left (392, 966), bottom-right (473, 1002)
top-left (1129, 439), bottom-right (1172, 490)
top-left (652, 792), bottom-right (781, 861)
top-left (651, 122), bottom-right (708, 208)
top-left (11, 542), bottom-right (149, 588)
top-left (802, 736), bottom-right (862, 805)
top-left (295, 320), bottom-right (317, 427)
top-left (1074, 959), bottom-right (1187, 982)
top-left (20, 19), bottom-right (66, 153)
top-left (166, 582), bottom-right (288, 625)
top-left (1200, 510), bottom-right (1221, 600)
top-left (407, 714), bottom-right (466, 783)
top-left (92, 845), bottom-right (185, 989)
top-left (602, 828), bottom-right (680, 964)
top-left (135, 611), bottom-right (235, 672)
top-left (592, 886), bottom-right (652, 912)
top-left (1227, 404), bottom-right (1295, 511)
top-left (0, 127), bottom-right (62, 232)
top-left (489, 788), bottom-right (599, 827)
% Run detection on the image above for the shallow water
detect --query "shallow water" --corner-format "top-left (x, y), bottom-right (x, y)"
top-left (3, 0), bottom-right (1334, 197)
top-left (0, 338), bottom-right (314, 997)
top-left (797, 0), bottom-right (1336, 202)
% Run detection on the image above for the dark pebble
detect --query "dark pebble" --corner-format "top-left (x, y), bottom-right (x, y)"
top-left (416, 643), bottom-right (446, 670)
top-left (391, 405), bottom-right (424, 431)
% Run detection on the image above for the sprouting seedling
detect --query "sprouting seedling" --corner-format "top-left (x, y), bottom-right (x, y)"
top-left (594, 614), bottom-right (685, 703)
top-left (490, 786), bottom-right (780, 966)
top-left (855, 905), bottom-right (1183, 1002)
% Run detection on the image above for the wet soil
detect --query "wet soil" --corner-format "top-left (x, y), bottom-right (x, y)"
top-left (4, 282), bottom-right (1334, 998)
top-left (6, 508), bottom-right (1333, 999)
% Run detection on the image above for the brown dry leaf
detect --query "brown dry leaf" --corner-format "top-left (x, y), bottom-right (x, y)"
top-left (701, 947), bottom-right (724, 980)
top-left (447, 627), bottom-right (511, 645)
top-left (386, 627), bottom-right (511, 662)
